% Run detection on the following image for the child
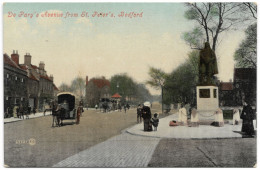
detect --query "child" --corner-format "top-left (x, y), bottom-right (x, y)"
top-left (151, 113), bottom-right (159, 131)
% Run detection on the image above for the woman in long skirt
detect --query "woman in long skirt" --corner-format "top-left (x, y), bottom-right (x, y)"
top-left (240, 101), bottom-right (255, 137)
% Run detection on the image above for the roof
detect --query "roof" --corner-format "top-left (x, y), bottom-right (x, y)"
top-left (220, 82), bottom-right (233, 91)
top-left (40, 75), bottom-right (53, 81)
top-left (234, 68), bottom-right (256, 81)
top-left (111, 93), bottom-right (121, 98)
top-left (19, 65), bottom-right (28, 70)
top-left (53, 84), bottom-right (59, 91)
top-left (4, 54), bottom-right (25, 71)
top-left (57, 92), bottom-right (75, 96)
top-left (29, 74), bottom-right (39, 81)
top-left (89, 78), bottom-right (110, 88)
top-left (31, 64), bottom-right (38, 69)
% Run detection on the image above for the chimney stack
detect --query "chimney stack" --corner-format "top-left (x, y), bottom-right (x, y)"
top-left (11, 50), bottom-right (19, 65)
top-left (86, 76), bottom-right (88, 86)
top-left (50, 74), bottom-right (53, 81)
top-left (24, 53), bottom-right (32, 66)
top-left (39, 61), bottom-right (45, 70)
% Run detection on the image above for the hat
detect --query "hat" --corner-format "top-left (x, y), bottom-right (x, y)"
top-left (143, 101), bottom-right (151, 107)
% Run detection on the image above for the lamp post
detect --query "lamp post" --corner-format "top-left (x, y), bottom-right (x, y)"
top-left (117, 82), bottom-right (119, 93)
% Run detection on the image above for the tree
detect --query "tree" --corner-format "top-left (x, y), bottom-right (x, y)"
top-left (234, 23), bottom-right (256, 68)
top-left (70, 77), bottom-right (85, 99)
top-left (164, 51), bottom-right (199, 105)
top-left (59, 83), bottom-right (72, 92)
top-left (135, 84), bottom-right (153, 104)
top-left (146, 67), bottom-right (167, 114)
top-left (183, 2), bottom-right (252, 51)
top-left (110, 73), bottom-right (137, 102)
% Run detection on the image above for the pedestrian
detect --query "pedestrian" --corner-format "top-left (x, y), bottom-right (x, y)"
top-left (137, 104), bottom-right (143, 123)
top-left (55, 104), bottom-right (62, 127)
top-left (19, 104), bottom-right (24, 119)
top-left (33, 107), bottom-right (36, 115)
top-left (51, 100), bottom-right (58, 127)
top-left (151, 113), bottom-right (159, 131)
top-left (240, 101), bottom-right (255, 137)
top-left (28, 105), bottom-right (31, 115)
top-left (16, 105), bottom-right (20, 118)
top-left (124, 104), bottom-right (127, 113)
top-left (142, 104), bottom-right (152, 131)
top-left (233, 107), bottom-right (240, 125)
top-left (126, 103), bottom-right (130, 110)
top-left (95, 104), bottom-right (98, 110)
top-left (76, 102), bottom-right (83, 125)
top-left (118, 103), bottom-right (122, 112)
top-left (79, 101), bottom-right (84, 116)
top-left (26, 105), bottom-right (31, 119)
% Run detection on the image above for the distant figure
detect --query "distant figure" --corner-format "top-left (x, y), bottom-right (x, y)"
top-left (55, 104), bottom-right (62, 126)
top-left (240, 101), bottom-right (255, 137)
top-left (13, 105), bottom-right (19, 118)
top-left (28, 105), bottom-right (31, 115)
top-left (95, 104), bottom-right (98, 110)
top-left (19, 104), bottom-right (24, 119)
top-left (126, 103), bottom-right (130, 110)
top-left (52, 100), bottom-right (58, 127)
top-left (118, 104), bottom-right (122, 112)
top-left (151, 113), bottom-right (159, 131)
top-left (25, 105), bottom-right (30, 119)
top-left (80, 101), bottom-right (84, 116)
top-left (76, 102), bottom-right (83, 124)
top-left (124, 105), bottom-right (127, 113)
top-left (233, 107), bottom-right (240, 125)
top-left (178, 104), bottom-right (187, 126)
top-left (137, 104), bottom-right (143, 123)
top-left (33, 107), bottom-right (36, 115)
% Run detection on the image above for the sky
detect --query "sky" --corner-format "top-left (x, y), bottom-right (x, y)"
top-left (3, 3), bottom-right (247, 95)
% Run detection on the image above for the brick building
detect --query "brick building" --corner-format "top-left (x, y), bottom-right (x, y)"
top-left (4, 51), bottom-right (58, 115)
top-left (218, 68), bottom-right (256, 107)
top-left (4, 52), bottom-right (28, 115)
top-left (85, 76), bottom-right (110, 107)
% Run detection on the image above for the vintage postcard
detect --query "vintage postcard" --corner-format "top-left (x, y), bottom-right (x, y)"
top-left (3, 2), bottom-right (257, 168)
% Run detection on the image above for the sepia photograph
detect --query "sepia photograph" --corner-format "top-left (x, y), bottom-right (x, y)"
top-left (3, 2), bottom-right (257, 168)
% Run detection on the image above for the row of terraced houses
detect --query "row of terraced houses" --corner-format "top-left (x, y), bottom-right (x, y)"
top-left (4, 50), bottom-right (59, 115)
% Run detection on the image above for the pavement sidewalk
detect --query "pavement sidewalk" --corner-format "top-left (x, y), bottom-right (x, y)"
top-left (4, 111), bottom-right (52, 123)
top-left (127, 113), bottom-right (257, 139)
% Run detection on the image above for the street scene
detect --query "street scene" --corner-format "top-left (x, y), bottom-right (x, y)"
top-left (3, 2), bottom-right (257, 168)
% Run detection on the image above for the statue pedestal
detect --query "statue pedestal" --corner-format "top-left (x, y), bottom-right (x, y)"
top-left (196, 86), bottom-right (219, 121)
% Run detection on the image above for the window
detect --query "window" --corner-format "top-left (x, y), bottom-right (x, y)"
top-left (214, 89), bottom-right (217, 98)
top-left (199, 89), bottom-right (210, 98)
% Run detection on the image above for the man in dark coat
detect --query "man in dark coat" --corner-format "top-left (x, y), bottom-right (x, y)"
top-left (240, 101), bottom-right (255, 137)
top-left (137, 104), bottom-right (143, 123)
top-left (142, 105), bottom-right (152, 131)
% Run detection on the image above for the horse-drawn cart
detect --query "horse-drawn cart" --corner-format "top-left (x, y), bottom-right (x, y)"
top-left (57, 92), bottom-right (76, 125)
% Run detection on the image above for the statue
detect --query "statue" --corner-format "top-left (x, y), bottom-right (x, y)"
top-left (199, 42), bottom-right (218, 85)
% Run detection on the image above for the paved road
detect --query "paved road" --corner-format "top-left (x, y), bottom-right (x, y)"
top-left (4, 105), bottom-right (256, 168)
top-left (4, 108), bottom-right (140, 167)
